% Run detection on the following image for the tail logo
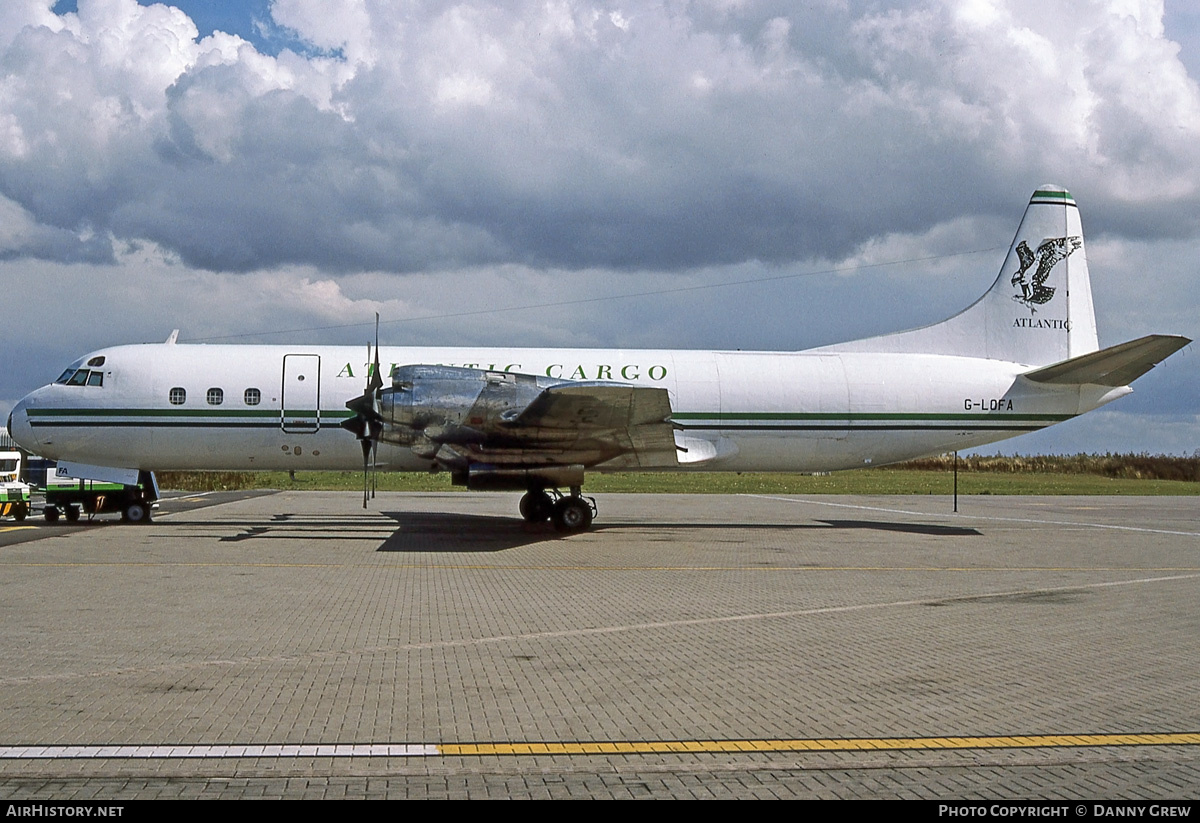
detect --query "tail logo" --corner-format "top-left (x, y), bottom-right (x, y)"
top-left (1010, 236), bottom-right (1081, 313)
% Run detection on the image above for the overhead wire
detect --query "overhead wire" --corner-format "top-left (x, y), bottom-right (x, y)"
top-left (188, 245), bottom-right (1005, 342)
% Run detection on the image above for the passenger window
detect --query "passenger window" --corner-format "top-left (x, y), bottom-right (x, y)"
top-left (87, 371), bottom-right (104, 387)
top-left (244, 388), bottom-right (261, 406)
top-left (169, 387), bottom-right (187, 405)
top-left (67, 370), bottom-right (89, 386)
top-left (207, 388), bottom-right (224, 406)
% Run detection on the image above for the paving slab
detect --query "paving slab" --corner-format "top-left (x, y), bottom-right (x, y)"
top-left (0, 491), bottom-right (1197, 799)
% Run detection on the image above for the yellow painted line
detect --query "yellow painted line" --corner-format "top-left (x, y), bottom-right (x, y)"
top-left (5, 734), bottom-right (1199, 760)
top-left (439, 733), bottom-right (1200, 757)
top-left (0, 526), bottom-right (37, 533)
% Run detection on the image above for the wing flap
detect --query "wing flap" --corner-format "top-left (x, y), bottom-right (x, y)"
top-left (1022, 334), bottom-right (1190, 386)
top-left (512, 382), bottom-right (679, 468)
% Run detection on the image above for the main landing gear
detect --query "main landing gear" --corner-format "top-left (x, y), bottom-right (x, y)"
top-left (519, 487), bottom-right (596, 533)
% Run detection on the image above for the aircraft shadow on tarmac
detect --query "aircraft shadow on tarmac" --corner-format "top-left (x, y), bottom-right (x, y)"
top-left (207, 511), bottom-right (563, 552)
top-left (375, 511), bottom-right (567, 552)
top-left (186, 512), bottom-right (980, 553)
top-left (814, 519), bottom-right (982, 537)
top-left (370, 512), bottom-right (982, 553)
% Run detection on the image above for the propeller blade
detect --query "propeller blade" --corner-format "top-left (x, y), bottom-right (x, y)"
top-left (361, 437), bottom-right (371, 508)
top-left (370, 438), bottom-right (379, 500)
top-left (347, 315), bottom-right (386, 509)
top-left (368, 312), bottom-right (383, 393)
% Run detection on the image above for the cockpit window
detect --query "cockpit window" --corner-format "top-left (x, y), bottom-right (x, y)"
top-left (53, 356), bottom-right (112, 386)
top-left (55, 360), bottom-right (85, 384)
top-left (59, 368), bottom-right (105, 386)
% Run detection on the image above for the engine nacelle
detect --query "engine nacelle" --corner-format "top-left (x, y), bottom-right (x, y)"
top-left (379, 365), bottom-right (560, 468)
top-left (454, 464), bottom-right (586, 491)
top-left (381, 365), bottom-right (542, 434)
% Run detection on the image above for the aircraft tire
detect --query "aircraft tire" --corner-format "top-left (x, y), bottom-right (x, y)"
top-left (519, 490), bottom-right (554, 523)
top-left (123, 503), bottom-right (148, 524)
top-left (552, 497), bottom-right (593, 533)
top-left (44, 506), bottom-right (60, 523)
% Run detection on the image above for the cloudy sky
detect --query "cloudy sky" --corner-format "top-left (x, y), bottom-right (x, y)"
top-left (1, 0), bottom-right (1197, 456)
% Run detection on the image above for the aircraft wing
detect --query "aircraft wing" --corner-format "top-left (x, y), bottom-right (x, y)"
top-left (1022, 334), bottom-right (1191, 386)
top-left (374, 366), bottom-right (680, 472)
top-left (510, 382), bottom-right (679, 469)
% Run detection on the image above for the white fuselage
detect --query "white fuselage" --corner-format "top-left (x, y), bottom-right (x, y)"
top-left (8, 343), bottom-right (1128, 474)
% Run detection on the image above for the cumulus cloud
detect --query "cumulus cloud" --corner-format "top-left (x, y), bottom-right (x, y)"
top-left (1, 0), bottom-right (1198, 273)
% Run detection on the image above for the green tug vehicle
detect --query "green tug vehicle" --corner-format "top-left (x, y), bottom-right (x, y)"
top-left (43, 467), bottom-right (159, 524)
top-left (0, 449), bottom-right (32, 521)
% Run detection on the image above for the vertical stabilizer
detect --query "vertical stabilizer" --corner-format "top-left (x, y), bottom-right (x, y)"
top-left (817, 186), bottom-right (1099, 366)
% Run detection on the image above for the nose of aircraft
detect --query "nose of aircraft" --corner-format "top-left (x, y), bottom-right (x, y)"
top-left (7, 395), bottom-right (39, 452)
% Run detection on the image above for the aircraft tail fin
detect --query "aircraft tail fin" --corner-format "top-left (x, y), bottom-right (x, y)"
top-left (1022, 334), bottom-right (1191, 386)
top-left (817, 185), bottom-right (1099, 366)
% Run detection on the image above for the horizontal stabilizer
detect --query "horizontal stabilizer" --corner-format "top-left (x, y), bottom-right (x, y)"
top-left (1022, 335), bottom-right (1191, 386)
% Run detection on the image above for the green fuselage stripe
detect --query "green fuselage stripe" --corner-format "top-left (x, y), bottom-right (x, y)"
top-left (670, 412), bottom-right (1073, 422)
top-left (26, 408), bottom-right (349, 419)
top-left (30, 408), bottom-right (1071, 424)
top-left (26, 406), bottom-right (1069, 436)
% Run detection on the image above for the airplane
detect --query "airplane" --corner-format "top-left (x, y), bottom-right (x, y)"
top-left (6, 185), bottom-right (1190, 530)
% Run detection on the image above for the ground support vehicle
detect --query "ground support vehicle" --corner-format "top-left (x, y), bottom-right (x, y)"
top-left (0, 450), bottom-right (32, 521)
top-left (44, 469), bottom-right (159, 524)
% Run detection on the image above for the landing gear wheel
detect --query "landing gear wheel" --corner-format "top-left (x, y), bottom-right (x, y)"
top-left (65, 505), bottom-right (81, 523)
top-left (519, 490), bottom-right (554, 523)
top-left (122, 503), bottom-right (148, 524)
top-left (552, 497), bottom-right (593, 533)
top-left (44, 506), bottom-right (60, 523)
top-left (13, 504), bottom-right (27, 522)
